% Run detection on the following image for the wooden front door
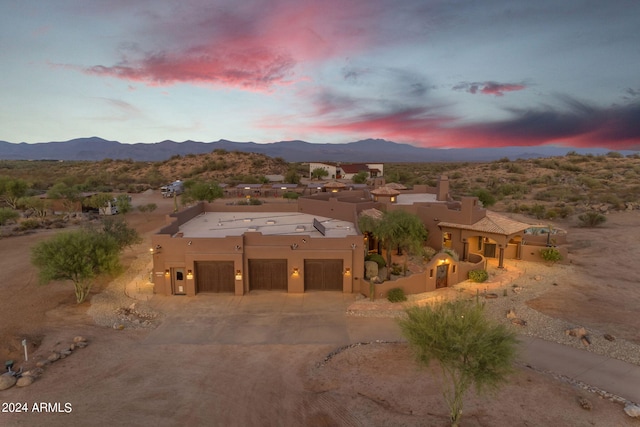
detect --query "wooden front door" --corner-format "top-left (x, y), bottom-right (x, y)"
top-left (436, 264), bottom-right (448, 289)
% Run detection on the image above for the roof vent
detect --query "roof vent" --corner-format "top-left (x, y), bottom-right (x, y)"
top-left (243, 218), bottom-right (252, 222)
top-left (248, 226), bottom-right (259, 232)
top-left (266, 219), bottom-right (276, 225)
top-left (295, 225), bottom-right (306, 232)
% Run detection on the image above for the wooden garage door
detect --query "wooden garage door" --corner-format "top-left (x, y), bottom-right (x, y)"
top-left (195, 261), bottom-right (235, 293)
top-left (248, 259), bottom-right (288, 291)
top-left (304, 259), bottom-right (343, 291)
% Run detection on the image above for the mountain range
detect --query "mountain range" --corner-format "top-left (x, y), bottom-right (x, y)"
top-left (0, 137), bottom-right (633, 162)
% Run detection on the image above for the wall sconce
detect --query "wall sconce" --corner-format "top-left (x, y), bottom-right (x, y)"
top-left (164, 269), bottom-right (170, 277)
top-left (150, 245), bottom-right (162, 254)
top-left (351, 243), bottom-right (357, 250)
top-left (291, 243), bottom-right (298, 250)
top-left (235, 270), bottom-right (243, 280)
top-left (302, 238), bottom-right (307, 244)
top-left (186, 270), bottom-right (193, 280)
top-left (188, 241), bottom-right (192, 246)
top-left (235, 245), bottom-right (242, 251)
top-left (291, 267), bottom-right (299, 277)
top-left (344, 268), bottom-right (351, 276)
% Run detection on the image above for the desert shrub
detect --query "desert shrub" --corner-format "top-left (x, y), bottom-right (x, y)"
top-left (554, 205), bottom-right (574, 219)
top-left (16, 218), bottom-right (41, 231)
top-left (468, 269), bottom-right (489, 283)
top-left (365, 253), bottom-right (386, 268)
top-left (282, 192), bottom-right (299, 200)
top-left (0, 207), bottom-right (20, 225)
top-left (471, 189), bottom-right (496, 207)
top-left (544, 209), bottom-right (558, 220)
top-left (606, 151), bottom-right (623, 158)
top-left (387, 287), bottom-right (407, 303)
top-left (530, 204), bottom-right (546, 219)
top-left (390, 263), bottom-right (403, 276)
top-left (559, 163), bottom-right (582, 172)
top-left (578, 211), bottom-right (606, 227)
top-left (422, 246), bottom-right (437, 261)
top-left (138, 203), bottom-right (158, 213)
top-left (440, 248), bottom-right (459, 261)
top-left (506, 163), bottom-right (525, 174)
top-left (540, 247), bottom-right (562, 263)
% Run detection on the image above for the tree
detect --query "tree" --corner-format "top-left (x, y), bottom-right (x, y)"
top-left (352, 170), bottom-right (368, 184)
top-left (0, 207), bottom-right (19, 226)
top-left (311, 167), bottom-right (329, 180)
top-left (284, 168), bottom-right (301, 184)
top-left (86, 192), bottom-right (114, 215)
top-left (181, 180), bottom-right (223, 205)
top-left (48, 182), bottom-right (82, 213)
top-left (0, 177), bottom-right (29, 209)
top-left (376, 210), bottom-right (427, 279)
top-left (399, 300), bottom-right (518, 427)
top-left (114, 194), bottom-right (132, 215)
top-left (539, 247), bottom-right (562, 264)
top-left (31, 229), bottom-right (121, 303)
top-left (471, 189), bottom-right (496, 207)
top-left (18, 196), bottom-right (51, 218)
top-left (99, 217), bottom-right (142, 250)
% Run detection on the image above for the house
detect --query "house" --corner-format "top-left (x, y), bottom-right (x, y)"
top-left (150, 176), bottom-right (567, 297)
top-left (308, 162), bottom-right (384, 180)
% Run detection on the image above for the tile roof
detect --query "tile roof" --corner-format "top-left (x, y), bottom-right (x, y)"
top-left (438, 211), bottom-right (531, 235)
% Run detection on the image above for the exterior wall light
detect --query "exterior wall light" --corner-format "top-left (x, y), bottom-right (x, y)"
top-left (186, 270), bottom-right (193, 280)
top-left (344, 268), bottom-right (351, 276)
top-left (164, 269), bottom-right (170, 277)
top-left (151, 245), bottom-right (162, 254)
top-left (292, 267), bottom-right (300, 277)
top-left (235, 270), bottom-right (243, 281)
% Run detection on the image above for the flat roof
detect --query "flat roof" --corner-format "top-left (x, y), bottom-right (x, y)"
top-left (177, 212), bottom-right (358, 238)
top-left (396, 193), bottom-right (439, 205)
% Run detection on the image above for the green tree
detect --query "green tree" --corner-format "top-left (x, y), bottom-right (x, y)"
top-left (311, 167), bottom-right (329, 180)
top-left (373, 210), bottom-right (427, 279)
top-left (399, 300), bottom-right (518, 427)
top-left (284, 168), bottom-right (301, 184)
top-left (539, 247), bottom-right (562, 264)
top-left (48, 182), bottom-right (82, 213)
top-left (18, 196), bottom-right (51, 218)
top-left (99, 217), bottom-right (142, 250)
top-left (86, 193), bottom-right (114, 215)
top-left (0, 177), bottom-right (29, 209)
top-left (471, 189), bottom-right (496, 207)
top-left (352, 170), bottom-right (368, 184)
top-left (0, 207), bottom-right (20, 225)
top-left (31, 229), bottom-right (121, 303)
top-left (181, 180), bottom-right (223, 204)
top-left (114, 194), bottom-right (132, 215)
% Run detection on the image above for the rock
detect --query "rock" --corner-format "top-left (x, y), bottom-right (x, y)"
top-left (61, 349), bottom-right (72, 356)
top-left (484, 293), bottom-right (498, 299)
top-left (624, 403), bottom-right (640, 418)
top-left (566, 327), bottom-right (587, 337)
top-left (578, 397), bottom-right (592, 410)
top-left (511, 318), bottom-right (527, 327)
top-left (70, 343), bottom-right (75, 351)
top-left (75, 341), bottom-right (88, 348)
top-left (0, 373), bottom-right (17, 390)
top-left (35, 360), bottom-right (48, 368)
top-left (129, 302), bottom-right (137, 311)
top-left (603, 333), bottom-right (615, 342)
top-left (580, 335), bottom-right (591, 346)
top-left (47, 352), bottom-right (61, 362)
top-left (22, 368), bottom-right (43, 378)
top-left (73, 336), bottom-right (87, 343)
top-left (534, 275), bottom-right (541, 281)
top-left (16, 375), bottom-right (35, 387)
top-left (506, 309), bottom-right (517, 319)
top-left (364, 261), bottom-right (378, 280)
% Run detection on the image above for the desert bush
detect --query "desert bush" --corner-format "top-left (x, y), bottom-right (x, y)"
top-left (578, 211), bottom-right (606, 227)
top-left (468, 269), bottom-right (489, 283)
top-left (138, 203), bottom-right (158, 213)
top-left (387, 287), bottom-right (407, 303)
top-left (365, 253), bottom-right (386, 268)
top-left (16, 218), bottom-right (41, 231)
top-left (529, 204), bottom-right (546, 219)
top-left (390, 263), bottom-right (403, 276)
top-left (440, 248), bottom-right (459, 261)
top-left (282, 192), bottom-right (299, 200)
top-left (422, 246), bottom-right (437, 261)
top-left (0, 207), bottom-right (19, 225)
top-left (506, 163), bottom-right (525, 174)
top-left (540, 247), bottom-right (562, 263)
top-left (471, 189), bottom-right (496, 207)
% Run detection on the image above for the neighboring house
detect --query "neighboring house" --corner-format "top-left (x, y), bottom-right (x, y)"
top-left (308, 162), bottom-right (384, 180)
top-left (151, 175), bottom-right (567, 297)
top-left (309, 162), bottom-right (337, 179)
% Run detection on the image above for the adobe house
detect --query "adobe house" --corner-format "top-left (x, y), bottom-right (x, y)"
top-left (151, 175), bottom-right (567, 297)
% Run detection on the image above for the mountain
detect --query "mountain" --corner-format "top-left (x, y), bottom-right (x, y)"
top-left (0, 137), bottom-right (633, 162)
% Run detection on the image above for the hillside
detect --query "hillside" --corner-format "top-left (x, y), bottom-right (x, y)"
top-left (1, 150), bottom-right (639, 221)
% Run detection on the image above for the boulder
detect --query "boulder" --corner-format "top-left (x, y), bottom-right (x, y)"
top-left (75, 341), bottom-right (88, 348)
top-left (578, 397), bottom-right (592, 411)
top-left (0, 374), bottom-right (17, 391)
top-left (73, 336), bottom-right (87, 343)
top-left (47, 352), bottom-right (61, 362)
top-left (364, 261), bottom-right (378, 280)
top-left (580, 335), bottom-right (591, 346)
top-left (506, 309), bottom-right (517, 319)
top-left (511, 318), bottom-right (527, 327)
top-left (565, 327), bottom-right (587, 337)
top-left (624, 403), bottom-right (640, 418)
top-left (16, 375), bottom-right (35, 387)
top-left (603, 333), bottom-right (615, 342)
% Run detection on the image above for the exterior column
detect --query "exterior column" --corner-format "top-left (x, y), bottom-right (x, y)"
top-left (517, 241), bottom-right (522, 260)
top-left (462, 239), bottom-right (469, 262)
top-left (498, 246), bottom-right (505, 268)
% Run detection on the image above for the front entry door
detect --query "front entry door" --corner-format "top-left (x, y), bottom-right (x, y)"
top-left (484, 243), bottom-right (497, 258)
top-left (436, 264), bottom-right (448, 289)
top-left (172, 268), bottom-right (186, 295)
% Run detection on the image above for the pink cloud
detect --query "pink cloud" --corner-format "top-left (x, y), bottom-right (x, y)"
top-left (454, 81), bottom-right (527, 96)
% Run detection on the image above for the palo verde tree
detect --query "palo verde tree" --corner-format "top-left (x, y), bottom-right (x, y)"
top-left (376, 210), bottom-right (427, 279)
top-left (352, 170), bottom-right (369, 184)
top-left (31, 229), bottom-right (121, 303)
top-left (86, 192), bottom-right (114, 215)
top-left (181, 180), bottom-right (224, 205)
top-left (99, 217), bottom-right (142, 250)
top-left (399, 299), bottom-right (518, 427)
top-left (48, 182), bottom-right (82, 214)
top-left (311, 167), bottom-right (329, 180)
top-left (0, 177), bottom-right (29, 209)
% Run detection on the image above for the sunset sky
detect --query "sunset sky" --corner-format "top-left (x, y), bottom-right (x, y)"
top-left (1, 0), bottom-right (639, 149)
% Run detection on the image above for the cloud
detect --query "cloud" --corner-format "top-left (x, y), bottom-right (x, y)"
top-left (453, 81), bottom-right (527, 96)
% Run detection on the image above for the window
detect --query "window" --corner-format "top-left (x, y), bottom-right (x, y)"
top-left (176, 271), bottom-right (183, 280)
top-left (429, 269), bottom-right (433, 278)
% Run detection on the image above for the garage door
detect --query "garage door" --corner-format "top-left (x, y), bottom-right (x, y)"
top-left (304, 259), bottom-right (343, 291)
top-left (195, 261), bottom-right (235, 293)
top-left (248, 259), bottom-right (288, 291)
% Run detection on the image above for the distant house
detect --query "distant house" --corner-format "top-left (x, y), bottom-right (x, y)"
top-left (309, 162), bottom-right (337, 179)
top-left (308, 162), bottom-right (384, 180)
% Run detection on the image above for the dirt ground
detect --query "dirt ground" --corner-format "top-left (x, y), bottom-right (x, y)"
top-left (0, 194), bottom-right (638, 426)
